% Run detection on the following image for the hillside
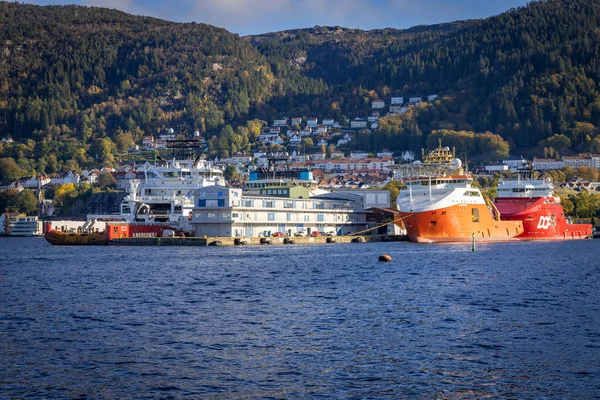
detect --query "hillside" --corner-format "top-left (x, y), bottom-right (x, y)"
top-left (249, 0), bottom-right (600, 155)
top-left (0, 1), bottom-right (324, 171)
top-left (2, 0), bottom-right (600, 174)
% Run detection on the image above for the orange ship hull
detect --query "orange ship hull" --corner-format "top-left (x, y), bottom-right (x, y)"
top-left (399, 203), bottom-right (524, 243)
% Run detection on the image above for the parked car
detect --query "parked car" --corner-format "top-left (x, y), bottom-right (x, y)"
top-left (294, 230), bottom-right (308, 237)
top-left (325, 231), bottom-right (335, 236)
top-left (310, 231), bottom-right (322, 237)
top-left (272, 232), bottom-right (285, 238)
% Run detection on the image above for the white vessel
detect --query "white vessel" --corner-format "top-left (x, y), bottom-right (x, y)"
top-left (120, 157), bottom-right (224, 227)
top-left (117, 134), bottom-right (224, 230)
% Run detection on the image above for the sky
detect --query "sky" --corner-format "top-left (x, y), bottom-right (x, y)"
top-left (22, 0), bottom-right (532, 36)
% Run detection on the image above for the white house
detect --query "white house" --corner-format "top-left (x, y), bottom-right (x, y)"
top-left (300, 128), bottom-right (312, 137)
top-left (337, 133), bottom-right (352, 146)
top-left (533, 158), bottom-right (565, 171)
top-left (316, 125), bottom-right (328, 134)
top-left (19, 175), bottom-right (51, 188)
top-left (372, 99), bottom-right (385, 109)
top-left (408, 97), bottom-right (422, 105)
top-left (51, 171), bottom-right (80, 186)
top-left (322, 118), bottom-right (335, 126)
top-left (350, 151), bottom-right (369, 160)
top-left (306, 118), bottom-right (318, 128)
top-left (503, 156), bottom-right (528, 171)
top-left (590, 154), bottom-right (600, 169)
top-left (273, 117), bottom-right (289, 127)
top-left (377, 151), bottom-right (394, 158)
top-left (562, 156), bottom-right (593, 168)
top-left (350, 118), bottom-right (367, 129)
top-left (289, 134), bottom-right (302, 145)
top-left (485, 163), bottom-right (509, 173)
top-left (391, 97), bottom-right (404, 105)
top-left (427, 94), bottom-right (439, 102)
top-left (400, 150), bottom-right (415, 162)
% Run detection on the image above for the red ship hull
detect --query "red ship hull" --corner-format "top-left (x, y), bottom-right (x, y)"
top-left (494, 197), bottom-right (592, 240)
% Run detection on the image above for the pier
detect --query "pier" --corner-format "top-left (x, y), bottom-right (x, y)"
top-left (110, 235), bottom-right (408, 246)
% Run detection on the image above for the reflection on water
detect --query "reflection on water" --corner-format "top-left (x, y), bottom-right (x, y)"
top-left (0, 237), bottom-right (599, 398)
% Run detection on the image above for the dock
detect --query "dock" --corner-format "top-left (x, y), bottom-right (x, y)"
top-left (110, 235), bottom-right (408, 246)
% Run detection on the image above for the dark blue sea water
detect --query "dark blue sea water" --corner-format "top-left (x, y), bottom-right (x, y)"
top-left (0, 237), bottom-right (599, 399)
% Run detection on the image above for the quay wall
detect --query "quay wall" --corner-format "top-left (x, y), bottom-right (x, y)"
top-left (110, 235), bottom-right (408, 247)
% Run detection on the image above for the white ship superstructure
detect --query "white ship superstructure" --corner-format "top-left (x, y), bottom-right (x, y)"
top-left (120, 157), bottom-right (224, 228)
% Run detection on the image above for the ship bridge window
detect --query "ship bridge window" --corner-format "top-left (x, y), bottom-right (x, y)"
top-left (464, 191), bottom-right (480, 197)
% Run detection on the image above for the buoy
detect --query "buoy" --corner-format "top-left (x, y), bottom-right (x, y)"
top-left (378, 254), bottom-right (392, 262)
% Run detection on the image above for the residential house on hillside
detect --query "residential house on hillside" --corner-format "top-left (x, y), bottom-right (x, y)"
top-left (391, 97), bottom-right (403, 105)
top-left (18, 175), bottom-right (51, 189)
top-left (81, 169), bottom-right (101, 184)
top-left (590, 154), bottom-right (600, 169)
top-left (142, 136), bottom-right (155, 150)
top-left (372, 99), bottom-right (385, 109)
top-left (337, 133), bottom-right (352, 146)
top-left (300, 128), bottom-right (312, 137)
top-left (291, 117), bottom-right (302, 127)
top-left (427, 94), bottom-right (439, 101)
top-left (50, 171), bottom-right (80, 186)
top-left (503, 156), bottom-right (527, 171)
top-left (350, 151), bottom-right (369, 159)
top-left (114, 170), bottom-right (140, 190)
top-left (306, 118), bottom-right (318, 128)
top-left (273, 117), bottom-right (288, 127)
top-left (533, 158), bottom-right (565, 171)
top-left (316, 125), bottom-right (328, 134)
top-left (322, 118), bottom-right (335, 126)
top-left (350, 118), bottom-right (367, 129)
top-left (289, 133), bottom-right (301, 145)
top-left (485, 163), bottom-right (509, 173)
top-left (408, 97), bottom-right (422, 105)
top-left (389, 105), bottom-right (408, 114)
top-left (562, 156), bottom-right (593, 168)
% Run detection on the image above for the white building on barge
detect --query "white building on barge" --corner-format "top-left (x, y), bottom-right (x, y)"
top-left (190, 185), bottom-right (389, 238)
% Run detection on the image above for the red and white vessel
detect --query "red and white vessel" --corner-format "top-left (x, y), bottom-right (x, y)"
top-left (494, 168), bottom-right (592, 240)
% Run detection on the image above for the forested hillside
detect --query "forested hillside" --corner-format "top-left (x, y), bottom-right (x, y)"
top-left (250, 0), bottom-right (600, 155)
top-left (2, 0), bottom-right (600, 175)
top-left (0, 2), bottom-right (325, 172)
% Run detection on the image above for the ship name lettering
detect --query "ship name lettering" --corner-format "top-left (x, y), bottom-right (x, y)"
top-left (537, 216), bottom-right (552, 230)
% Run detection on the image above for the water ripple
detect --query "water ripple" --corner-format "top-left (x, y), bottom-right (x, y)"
top-left (0, 238), bottom-right (599, 398)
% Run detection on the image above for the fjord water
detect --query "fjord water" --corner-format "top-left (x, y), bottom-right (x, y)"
top-left (1, 238), bottom-right (599, 399)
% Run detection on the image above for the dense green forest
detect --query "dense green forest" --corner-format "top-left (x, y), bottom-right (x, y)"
top-left (2, 0), bottom-right (600, 176)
